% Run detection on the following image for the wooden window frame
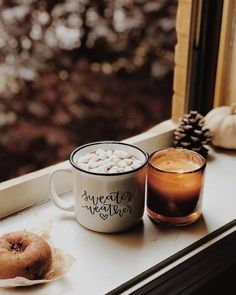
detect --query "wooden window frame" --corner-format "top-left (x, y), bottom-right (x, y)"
top-left (172, 0), bottom-right (193, 121)
top-left (214, 0), bottom-right (236, 107)
top-left (172, 0), bottom-right (236, 118)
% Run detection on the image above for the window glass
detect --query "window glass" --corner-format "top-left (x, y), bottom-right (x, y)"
top-left (0, 0), bottom-right (177, 182)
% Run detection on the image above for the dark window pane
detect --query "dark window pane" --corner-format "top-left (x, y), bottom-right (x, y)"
top-left (0, 0), bottom-right (177, 181)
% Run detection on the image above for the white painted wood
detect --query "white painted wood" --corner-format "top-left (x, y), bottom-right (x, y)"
top-left (122, 225), bottom-right (236, 294)
top-left (227, 5), bottom-right (236, 106)
top-left (0, 161), bottom-right (72, 219)
top-left (214, 0), bottom-right (236, 107)
top-left (0, 147), bottom-right (235, 294)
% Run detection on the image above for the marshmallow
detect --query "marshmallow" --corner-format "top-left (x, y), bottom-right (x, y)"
top-left (88, 161), bottom-right (99, 169)
top-left (77, 155), bottom-right (90, 164)
top-left (98, 152), bottom-right (108, 160)
top-left (114, 149), bottom-right (131, 159)
top-left (131, 159), bottom-right (141, 169)
top-left (117, 160), bottom-right (127, 168)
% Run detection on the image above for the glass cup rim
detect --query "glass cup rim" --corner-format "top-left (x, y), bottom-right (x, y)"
top-left (70, 140), bottom-right (149, 176)
top-left (148, 147), bottom-right (206, 174)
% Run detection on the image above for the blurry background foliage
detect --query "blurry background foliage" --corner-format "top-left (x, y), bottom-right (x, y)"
top-left (0, 0), bottom-right (177, 181)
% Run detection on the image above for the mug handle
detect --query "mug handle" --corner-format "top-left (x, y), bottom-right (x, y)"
top-left (49, 168), bottom-right (74, 212)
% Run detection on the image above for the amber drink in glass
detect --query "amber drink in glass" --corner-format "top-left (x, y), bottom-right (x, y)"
top-left (147, 148), bottom-right (206, 226)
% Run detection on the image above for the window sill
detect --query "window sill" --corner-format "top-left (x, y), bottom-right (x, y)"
top-left (0, 120), bottom-right (236, 294)
top-left (0, 119), bottom-right (176, 219)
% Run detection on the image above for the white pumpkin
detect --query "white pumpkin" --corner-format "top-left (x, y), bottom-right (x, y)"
top-left (204, 104), bottom-right (236, 149)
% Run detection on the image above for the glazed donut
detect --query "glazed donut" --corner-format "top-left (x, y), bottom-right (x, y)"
top-left (0, 231), bottom-right (52, 280)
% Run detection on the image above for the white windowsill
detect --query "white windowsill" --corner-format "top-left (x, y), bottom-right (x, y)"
top-left (0, 119), bottom-right (236, 294)
top-left (0, 120), bottom-right (176, 219)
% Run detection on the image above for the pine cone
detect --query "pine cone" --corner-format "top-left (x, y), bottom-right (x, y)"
top-left (174, 111), bottom-right (212, 157)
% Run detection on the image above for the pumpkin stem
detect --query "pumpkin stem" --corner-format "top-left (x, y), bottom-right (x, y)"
top-left (231, 103), bottom-right (236, 115)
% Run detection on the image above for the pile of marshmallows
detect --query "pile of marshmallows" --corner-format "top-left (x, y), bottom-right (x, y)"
top-left (76, 148), bottom-right (142, 173)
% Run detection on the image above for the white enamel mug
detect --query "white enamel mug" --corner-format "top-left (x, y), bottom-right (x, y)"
top-left (49, 141), bottom-right (148, 233)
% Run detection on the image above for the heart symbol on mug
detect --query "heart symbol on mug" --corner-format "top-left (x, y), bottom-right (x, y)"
top-left (99, 213), bottom-right (108, 220)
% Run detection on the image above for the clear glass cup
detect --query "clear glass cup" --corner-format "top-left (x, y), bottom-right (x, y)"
top-left (147, 148), bottom-right (206, 226)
